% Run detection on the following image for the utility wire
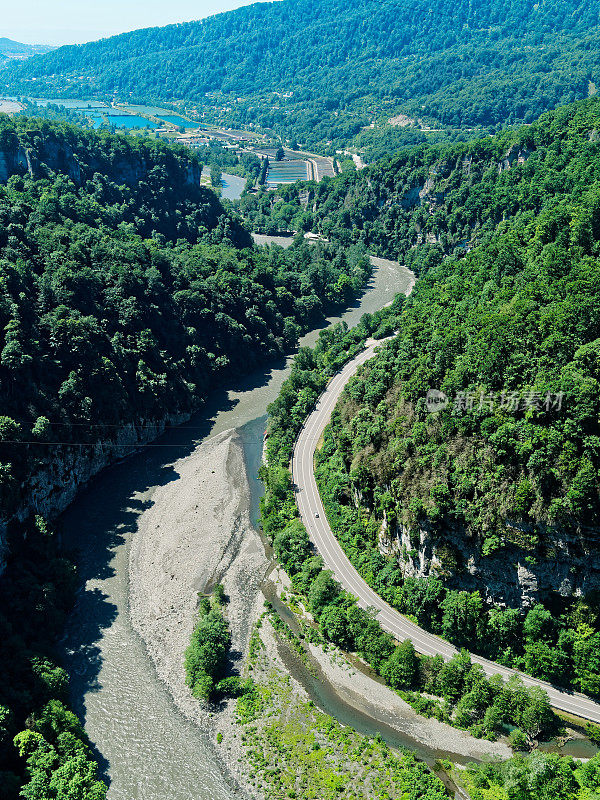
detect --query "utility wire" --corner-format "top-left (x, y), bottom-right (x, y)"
top-left (1, 418), bottom-right (212, 430)
top-left (0, 440), bottom-right (201, 448)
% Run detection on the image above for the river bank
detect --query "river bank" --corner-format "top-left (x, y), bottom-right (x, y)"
top-left (265, 566), bottom-right (510, 764)
top-left (59, 256), bottom-right (470, 800)
top-left (128, 428), bottom-right (266, 796)
top-left (124, 255), bottom-right (512, 800)
top-left (127, 422), bottom-right (509, 781)
top-left (125, 420), bottom-right (509, 799)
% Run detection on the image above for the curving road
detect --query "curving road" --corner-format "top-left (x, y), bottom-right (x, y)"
top-left (291, 337), bottom-right (600, 724)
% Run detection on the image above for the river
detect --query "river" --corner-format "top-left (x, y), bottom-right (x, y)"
top-left (200, 168), bottom-right (246, 201)
top-left (58, 255), bottom-right (415, 800)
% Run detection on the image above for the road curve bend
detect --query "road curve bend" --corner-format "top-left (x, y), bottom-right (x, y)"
top-left (291, 337), bottom-right (600, 724)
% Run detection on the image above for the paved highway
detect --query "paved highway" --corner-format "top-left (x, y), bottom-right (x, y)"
top-left (291, 337), bottom-right (600, 724)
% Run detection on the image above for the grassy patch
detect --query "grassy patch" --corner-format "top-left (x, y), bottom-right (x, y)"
top-left (235, 623), bottom-right (448, 800)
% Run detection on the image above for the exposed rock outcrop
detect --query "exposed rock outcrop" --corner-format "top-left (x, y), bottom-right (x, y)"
top-left (0, 410), bottom-right (193, 573)
top-left (379, 517), bottom-right (600, 608)
top-left (498, 144), bottom-right (532, 173)
top-left (0, 132), bottom-right (202, 187)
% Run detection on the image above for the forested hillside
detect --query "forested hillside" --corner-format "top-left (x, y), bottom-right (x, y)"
top-left (266, 97), bottom-right (600, 693)
top-left (3, 0), bottom-right (600, 148)
top-left (0, 117), bottom-right (370, 797)
top-left (0, 116), bottom-right (369, 525)
top-left (250, 96), bottom-right (600, 274)
top-left (0, 39), bottom-right (54, 63)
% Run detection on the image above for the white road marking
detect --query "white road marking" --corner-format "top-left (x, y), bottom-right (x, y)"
top-left (291, 338), bottom-right (600, 724)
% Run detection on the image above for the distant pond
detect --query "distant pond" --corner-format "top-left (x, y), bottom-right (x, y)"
top-left (104, 115), bottom-right (156, 129)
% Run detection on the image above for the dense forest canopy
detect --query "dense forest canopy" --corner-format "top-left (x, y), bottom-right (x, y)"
top-left (0, 117), bottom-right (370, 524)
top-left (303, 97), bottom-right (600, 543)
top-left (248, 97), bottom-right (600, 273)
top-left (256, 99), bottom-right (600, 728)
top-left (262, 312), bottom-right (566, 750)
top-left (0, 116), bottom-right (370, 796)
top-left (287, 98), bottom-right (600, 692)
top-left (3, 0), bottom-right (600, 148)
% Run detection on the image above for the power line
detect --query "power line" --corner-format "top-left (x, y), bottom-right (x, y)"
top-left (0, 439), bottom-right (200, 448)
top-left (1, 417), bottom-right (214, 431)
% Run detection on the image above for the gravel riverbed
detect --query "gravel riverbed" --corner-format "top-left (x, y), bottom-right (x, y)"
top-left (127, 426), bottom-right (510, 799)
top-left (128, 429), bottom-right (267, 797)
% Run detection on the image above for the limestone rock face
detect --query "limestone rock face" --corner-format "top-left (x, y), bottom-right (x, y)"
top-left (0, 129), bottom-right (208, 572)
top-left (0, 411), bottom-right (191, 574)
top-left (379, 516), bottom-right (600, 609)
top-left (498, 144), bottom-right (532, 173)
top-left (0, 146), bottom-right (29, 181)
top-left (0, 137), bottom-right (202, 187)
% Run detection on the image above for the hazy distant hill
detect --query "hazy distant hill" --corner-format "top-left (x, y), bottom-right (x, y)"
top-left (0, 37), bottom-right (54, 62)
top-left (2, 0), bottom-right (600, 144)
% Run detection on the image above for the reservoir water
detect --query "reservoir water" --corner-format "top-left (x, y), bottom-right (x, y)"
top-left (58, 256), bottom-right (415, 800)
top-left (104, 114), bottom-right (157, 129)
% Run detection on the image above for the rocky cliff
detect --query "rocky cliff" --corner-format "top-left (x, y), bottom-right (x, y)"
top-left (397, 145), bottom-right (533, 216)
top-left (0, 127), bottom-right (202, 187)
top-left (379, 516), bottom-right (600, 609)
top-left (0, 130), bottom-right (204, 571)
top-left (0, 409), bottom-right (194, 573)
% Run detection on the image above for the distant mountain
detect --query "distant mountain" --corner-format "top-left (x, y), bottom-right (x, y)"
top-left (2, 0), bottom-right (600, 146)
top-left (0, 37), bottom-right (55, 61)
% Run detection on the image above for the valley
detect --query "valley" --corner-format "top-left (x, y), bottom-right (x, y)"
top-left (0, 94), bottom-right (339, 198)
top-left (57, 258), bottom-right (426, 800)
top-left (2, 2), bottom-right (600, 799)
top-left (292, 340), bottom-right (600, 723)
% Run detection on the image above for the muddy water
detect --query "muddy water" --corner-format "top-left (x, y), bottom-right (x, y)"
top-left (59, 257), bottom-right (415, 800)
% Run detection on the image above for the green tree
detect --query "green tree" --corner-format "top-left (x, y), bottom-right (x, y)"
top-left (381, 640), bottom-right (418, 690)
top-left (436, 651), bottom-right (473, 703)
top-left (210, 164), bottom-right (222, 189)
top-left (308, 570), bottom-right (341, 617)
top-left (573, 624), bottom-right (600, 696)
top-left (320, 605), bottom-right (351, 649)
top-left (523, 604), bottom-right (555, 644)
top-left (184, 608), bottom-right (231, 700)
top-left (519, 687), bottom-right (554, 742)
top-left (440, 591), bottom-right (485, 648)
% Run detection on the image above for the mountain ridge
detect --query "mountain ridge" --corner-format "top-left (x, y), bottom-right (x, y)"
top-left (0, 38), bottom-right (54, 62)
top-left (3, 0), bottom-right (600, 148)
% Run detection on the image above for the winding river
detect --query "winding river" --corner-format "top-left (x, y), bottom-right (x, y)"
top-left (58, 254), bottom-right (415, 800)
